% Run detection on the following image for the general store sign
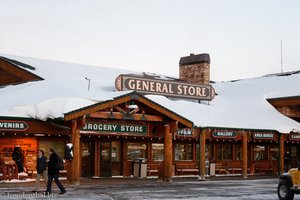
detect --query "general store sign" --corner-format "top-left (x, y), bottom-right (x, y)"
top-left (81, 122), bottom-right (148, 135)
top-left (115, 74), bottom-right (215, 101)
top-left (0, 120), bottom-right (28, 131)
top-left (252, 132), bottom-right (274, 140)
top-left (212, 131), bottom-right (237, 139)
top-left (289, 133), bottom-right (300, 141)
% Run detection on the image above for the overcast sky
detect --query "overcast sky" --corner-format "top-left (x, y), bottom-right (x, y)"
top-left (0, 0), bottom-right (299, 81)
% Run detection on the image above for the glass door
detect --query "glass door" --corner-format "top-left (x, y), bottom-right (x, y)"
top-left (100, 142), bottom-right (111, 177)
top-left (100, 141), bottom-right (122, 177)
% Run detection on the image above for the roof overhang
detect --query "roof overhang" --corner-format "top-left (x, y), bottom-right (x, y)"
top-left (64, 92), bottom-right (193, 128)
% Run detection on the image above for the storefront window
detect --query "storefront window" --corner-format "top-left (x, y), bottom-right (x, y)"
top-left (175, 144), bottom-right (192, 161)
top-left (216, 144), bottom-right (232, 160)
top-left (152, 143), bottom-right (164, 161)
top-left (196, 144), bottom-right (212, 162)
top-left (127, 143), bottom-right (147, 161)
top-left (270, 146), bottom-right (279, 160)
top-left (235, 144), bottom-right (242, 160)
top-left (254, 145), bottom-right (266, 160)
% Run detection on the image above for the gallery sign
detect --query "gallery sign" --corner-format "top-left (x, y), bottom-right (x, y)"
top-left (115, 74), bottom-right (215, 101)
top-left (212, 131), bottom-right (237, 139)
top-left (0, 120), bottom-right (28, 131)
top-left (252, 132), bottom-right (274, 140)
top-left (81, 122), bottom-right (148, 135)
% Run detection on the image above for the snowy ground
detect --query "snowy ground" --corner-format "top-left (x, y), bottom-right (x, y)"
top-left (0, 177), bottom-right (299, 200)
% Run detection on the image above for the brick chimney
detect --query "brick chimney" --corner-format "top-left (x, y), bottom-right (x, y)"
top-left (179, 53), bottom-right (210, 85)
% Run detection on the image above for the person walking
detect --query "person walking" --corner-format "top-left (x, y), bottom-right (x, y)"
top-left (12, 146), bottom-right (24, 173)
top-left (45, 148), bottom-right (66, 195)
top-left (32, 150), bottom-right (47, 193)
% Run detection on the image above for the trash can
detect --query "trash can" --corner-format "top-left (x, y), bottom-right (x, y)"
top-left (133, 158), bottom-right (147, 178)
top-left (210, 163), bottom-right (216, 176)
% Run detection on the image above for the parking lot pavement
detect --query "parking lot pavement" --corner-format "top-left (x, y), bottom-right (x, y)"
top-left (1, 176), bottom-right (300, 200)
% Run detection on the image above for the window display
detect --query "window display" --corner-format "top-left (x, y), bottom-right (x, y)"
top-left (127, 143), bottom-right (147, 161)
top-left (152, 143), bottom-right (164, 161)
top-left (253, 145), bottom-right (266, 160)
top-left (216, 144), bottom-right (232, 160)
top-left (174, 144), bottom-right (192, 161)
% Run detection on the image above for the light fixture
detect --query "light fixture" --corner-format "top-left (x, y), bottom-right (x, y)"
top-left (85, 77), bottom-right (91, 91)
top-left (34, 133), bottom-right (46, 137)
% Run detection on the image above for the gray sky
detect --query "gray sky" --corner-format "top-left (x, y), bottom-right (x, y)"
top-left (0, 0), bottom-right (299, 81)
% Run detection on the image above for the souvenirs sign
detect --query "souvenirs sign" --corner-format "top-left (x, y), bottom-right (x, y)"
top-left (81, 122), bottom-right (148, 135)
top-left (212, 131), bottom-right (237, 139)
top-left (252, 132), bottom-right (274, 140)
top-left (115, 74), bottom-right (215, 101)
top-left (0, 120), bottom-right (28, 131)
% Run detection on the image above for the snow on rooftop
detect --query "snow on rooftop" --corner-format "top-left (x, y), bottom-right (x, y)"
top-left (0, 54), bottom-right (299, 133)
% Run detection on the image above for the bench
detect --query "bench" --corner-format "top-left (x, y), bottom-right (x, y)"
top-left (254, 161), bottom-right (275, 174)
top-left (227, 161), bottom-right (243, 174)
top-left (176, 163), bottom-right (199, 175)
top-left (215, 162), bottom-right (227, 174)
top-left (147, 163), bottom-right (160, 176)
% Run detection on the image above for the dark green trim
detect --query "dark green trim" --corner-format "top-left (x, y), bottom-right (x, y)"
top-left (202, 126), bottom-right (279, 133)
top-left (0, 116), bottom-right (35, 121)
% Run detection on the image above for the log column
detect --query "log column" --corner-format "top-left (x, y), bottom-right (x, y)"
top-left (242, 131), bottom-right (248, 178)
top-left (199, 129), bottom-right (206, 180)
top-left (70, 119), bottom-right (81, 185)
top-left (163, 123), bottom-right (172, 182)
top-left (279, 133), bottom-right (284, 175)
top-left (94, 141), bottom-right (100, 177)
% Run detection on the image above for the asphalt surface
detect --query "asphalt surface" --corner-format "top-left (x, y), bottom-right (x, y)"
top-left (0, 176), bottom-right (299, 200)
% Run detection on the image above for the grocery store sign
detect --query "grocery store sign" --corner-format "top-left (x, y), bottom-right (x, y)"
top-left (252, 132), bottom-right (274, 140)
top-left (115, 74), bottom-right (215, 101)
top-left (81, 122), bottom-right (148, 135)
top-left (289, 133), bottom-right (300, 141)
top-left (0, 120), bottom-right (28, 131)
top-left (212, 131), bottom-right (237, 139)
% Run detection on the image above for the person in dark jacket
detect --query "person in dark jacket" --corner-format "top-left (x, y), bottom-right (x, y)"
top-left (45, 148), bottom-right (66, 195)
top-left (32, 150), bottom-right (47, 193)
top-left (12, 146), bottom-right (24, 173)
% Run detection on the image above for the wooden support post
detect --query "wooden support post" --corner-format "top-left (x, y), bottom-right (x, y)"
top-left (279, 133), bottom-right (284, 175)
top-left (94, 141), bottom-right (100, 177)
top-left (242, 131), bottom-right (248, 178)
top-left (70, 119), bottom-right (81, 185)
top-left (163, 123), bottom-right (172, 182)
top-left (198, 129), bottom-right (206, 180)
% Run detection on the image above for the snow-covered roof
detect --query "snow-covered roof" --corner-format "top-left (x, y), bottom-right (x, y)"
top-left (0, 54), bottom-right (299, 133)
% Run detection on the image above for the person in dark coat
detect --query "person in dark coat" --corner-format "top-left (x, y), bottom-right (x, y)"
top-left (12, 146), bottom-right (24, 173)
top-left (45, 148), bottom-right (66, 195)
top-left (284, 151), bottom-right (292, 172)
top-left (32, 150), bottom-right (47, 193)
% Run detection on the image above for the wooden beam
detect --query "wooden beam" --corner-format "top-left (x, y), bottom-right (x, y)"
top-left (163, 124), bottom-right (172, 182)
top-left (268, 98), bottom-right (300, 106)
top-left (242, 131), bottom-right (248, 178)
top-left (89, 112), bottom-right (163, 122)
top-left (137, 96), bottom-right (193, 128)
top-left (199, 129), bottom-right (206, 179)
top-left (70, 120), bottom-right (80, 185)
top-left (64, 96), bottom-right (131, 121)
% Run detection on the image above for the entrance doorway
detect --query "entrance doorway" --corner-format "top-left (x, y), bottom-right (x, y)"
top-left (100, 141), bottom-right (122, 177)
top-left (81, 141), bottom-right (94, 177)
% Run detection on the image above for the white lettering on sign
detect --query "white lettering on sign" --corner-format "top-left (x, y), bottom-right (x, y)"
top-left (0, 121), bottom-right (28, 131)
top-left (115, 74), bottom-right (215, 101)
top-left (82, 123), bottom-right (147, 134)
top-left (289, 134), bottom-right (300, 140)
top-left (253, 132), bottom-right (274, 139)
